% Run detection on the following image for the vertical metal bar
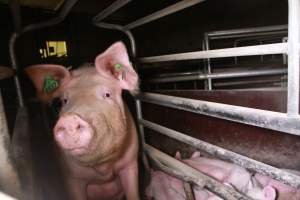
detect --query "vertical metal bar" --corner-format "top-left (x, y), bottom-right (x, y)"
top-left (287, 0), bottom-right (300, 116)
top-left (9, 33), bottom-right (24, 107)
top-left (0, 91), bottom-right (21, 198)
top-left (204, 34), bottom-right (212, 90)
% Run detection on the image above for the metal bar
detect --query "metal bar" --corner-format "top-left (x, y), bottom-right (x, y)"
top-left (287, 0), bottom-right (300, 116)
top-left (9, 0), bottom-right (79, 107)
top-left (210, 31), bottom-right (288, 40)
top-left (0, 191), bottom-right (17, 200)
top-left (139, 43), bottom-right (288, 63)
top-left (124, 0), bottom-right (206, 30)
top-left (207, 25), bottom-right (287, 38)
top-left (8, 0), bottom-right (21, 33)
top-left (141, 120), bottom-right (300, 189)
top-left (138, 92), bottom-right (300, 135)
top-left (145, 144), bottom-right (251, 200)
top-left (146, 68), bottom-right (287, 83)
top-left (9, 33), bottom-right (24, 107)
top-left (21, 0), bottom-right (79, 33)
top-left (94, 22), bottom-right (136, 57)
top-left (0, 92), bottom-right (21, 198)
top-left (204, 34), bottom-right (212, 90)
top-left (92, 0), bottom-right (131, 23)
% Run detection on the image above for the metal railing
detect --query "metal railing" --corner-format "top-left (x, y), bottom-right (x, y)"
top-left (92, 0), bottom-right (300, 199)
top-left (70, 0), bottom-right (300, 199)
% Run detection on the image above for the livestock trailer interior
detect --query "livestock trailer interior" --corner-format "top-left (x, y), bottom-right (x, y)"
top-left (0, 0), bottom-right (299, 199)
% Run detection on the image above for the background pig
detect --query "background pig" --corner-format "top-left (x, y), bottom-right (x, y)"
top-left (146, 151), bottom-right (276, 200)
top-left (146, 170), bottom-right (186, 200)
top-left (26, 42), bottom-right (139, 200)
top-left (254, 171), bottom-right (300, 200)
top-left (175, 151), bottom-right (276, 200)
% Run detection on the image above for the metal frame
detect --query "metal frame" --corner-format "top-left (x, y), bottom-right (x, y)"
top-left (92, 0), bottom-right (300, 199)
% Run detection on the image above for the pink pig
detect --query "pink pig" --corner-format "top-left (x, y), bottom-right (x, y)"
top-left (146, 170), bottom-right (186, 200)
top-left (26, 42), bottom-right (140, 200)
top-left (176, 151), bottom-right (276, 200)
top-left (254, 171), bottom-right (300, 200)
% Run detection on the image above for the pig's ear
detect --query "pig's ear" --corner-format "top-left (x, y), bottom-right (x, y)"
top-left (175, 151), bottom-right (181, 159)
top-left (191, 151), bottom-right (201, 158)
top-left (25, 64), bottom-right (70, 103)
top-left (263, 186), bottom-right (276, 200)
top-left (95, 41), bottom-right (139, 94)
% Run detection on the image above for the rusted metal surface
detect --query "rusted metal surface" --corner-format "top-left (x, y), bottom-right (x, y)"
top-left (139, 92), bottom-right (300, 135)
top-left (141, 119), bottom-right (300, 189)
top-left (143, 90), bottom-right (300, 170)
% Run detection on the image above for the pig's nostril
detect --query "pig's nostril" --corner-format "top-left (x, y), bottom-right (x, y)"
top-left (77, 124), bottom-right (82, 130)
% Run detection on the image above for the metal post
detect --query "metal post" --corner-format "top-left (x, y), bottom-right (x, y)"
top-left (204, 34), bottom-right (212, 90)
top-left (0, 92), bottom-right (21, 198)
top-left (287, 0), bottom-right (300, 116)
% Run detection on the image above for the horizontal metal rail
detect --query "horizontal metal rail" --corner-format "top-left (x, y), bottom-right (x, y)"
top-left (146, 68), bottom-right (287, 83)
top-left (124, 0), bottom-right (205, 30)
top-left (207, 25), bottom-right (287, 39)
top-left (145, 144), bottom-right (251, 200)
top-left (138, 92), bottom-right (300, 136)
top-left (142, 120), bottom-right (300, 189)
top-left (139, 43), bottom-right (287, 63)
top-left (92, 0), bottom-right (131, 23)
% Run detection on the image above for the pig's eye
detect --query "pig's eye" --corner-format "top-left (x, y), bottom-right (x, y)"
top-left (62, 98), bottom-right (68, 104)
top-left (104, 92), bottom-right (111, 98)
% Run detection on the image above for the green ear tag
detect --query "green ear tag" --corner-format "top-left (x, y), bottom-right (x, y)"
top-left (114, 63), bottom-right (122, 71)
top-left (43, 74), bottom-right (59, 94)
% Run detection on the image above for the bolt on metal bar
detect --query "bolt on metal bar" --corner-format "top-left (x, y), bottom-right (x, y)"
top-left (145, 144), bottom-right (251, 200)
top-left (92, 0), bottom-right (131, 23)
top-left (141, 119), bottom-right (300, 189)
top-left (139, 43), bottom-right (287, 63)
top-left (287, 0), bottom-right (300, 116)
top-left (138, 92), bottom-right (300, 136)
top-left (146, 68), bottom-right (287, 83)
top-left (124, 0), bottom-right (206, 30)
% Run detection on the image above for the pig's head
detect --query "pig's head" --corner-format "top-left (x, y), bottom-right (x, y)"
top-left (26, 42), bottom-right (138, 166)
top-left (244, 176), bottom-right (276, 200)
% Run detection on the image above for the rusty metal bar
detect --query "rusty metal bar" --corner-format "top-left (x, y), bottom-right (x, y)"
top-left (138, 92), bottom-right (300, 136)
top-left (145, 144), bottom-right (251, 200)
top-left (207, 25), bottom-right (288, 39)
top-left (141, 119), bottom-right (300, 189)
top-left (92, 0), bottom-right (131, 23)
top-left (139, 43), bottom-right (287, 63)
top-left (124, 0), bottom-right (206, 30)
top-left (146, 68), bottom-right (287, 83)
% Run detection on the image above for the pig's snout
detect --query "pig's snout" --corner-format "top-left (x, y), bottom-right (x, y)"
top-left (54, 114), bottom-right (94, 155)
